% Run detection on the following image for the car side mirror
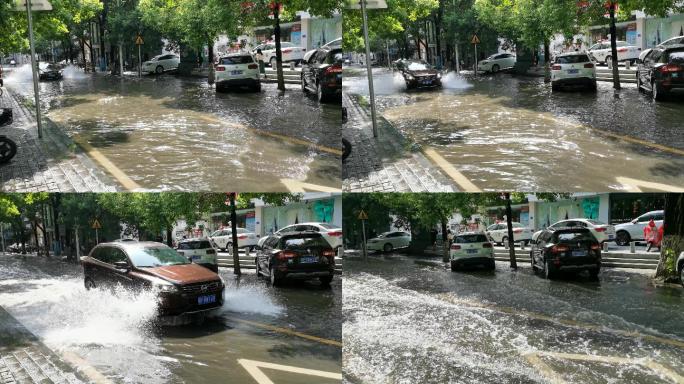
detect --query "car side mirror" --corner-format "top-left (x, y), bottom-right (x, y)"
top-left (113, 261), bottom-right (130, 271)
top-left (632, 219), bottom-right (638, 224)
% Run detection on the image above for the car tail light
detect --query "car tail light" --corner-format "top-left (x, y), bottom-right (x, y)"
top-left (277, 251), bottom-right (297, 260)
top-left (322, 250), bottom-right (335, 257)
top-left (238, 235), bottom-right (247, 240)
top-left (617, 48), bottom-right (627, 53)
top-left (594, 227), bottom-right (606, 232)
top-left (590, 244), bottom-right (601, 250)
top-left (552, 65), bottom-right (561, 70)
top-left (216, 66), bottom-right (226, 72)
top-left (660, 64), bottom-right (682, 73)
top-left (327, 231), bottom-right (343, 237)
top-left (282, 49), bottom-right (292, 54)
top-left (206, 249), bottom-right (216, 254)
top-left (325, 65), bottom-right (342, 75)
top-left (483, 243), bottom-right (493, 248)
top-left (451, 244), bottom-right (461, 250)
top-left (551, 245), bottom-right (569, 253)
top-left (584, 63), bottom-right (594, 68)
top-left (177, 251), bottom-right (184, 256)
top-left (248, 64), bottom-right (258, 69)
top-left (513, 229), bottom-right (523, 234)
top-left (554, 257), bottom-right (561, 266)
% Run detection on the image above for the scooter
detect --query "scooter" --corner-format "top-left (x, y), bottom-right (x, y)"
top-left (0, 108), bottom-right (18, 164)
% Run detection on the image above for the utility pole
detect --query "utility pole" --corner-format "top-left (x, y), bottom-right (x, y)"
top-left (1, 223), bottom-right (5, 255)
top-left (608, 1), bottom-right (621, 90)
top-left (118, 0), bottom-right (124, 76)
top-left (229, 193), bottom-right (241, 275)
top-left (360, 0), bottom-right (379, 138)
top-left (25, 0), bottom-right (43, 139)
top-left (272, 2), bottom-right (285, 91)
top-left (504, 192), bottom-right (517, 269)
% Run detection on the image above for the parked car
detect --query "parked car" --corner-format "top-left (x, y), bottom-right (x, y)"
top-left (613, 210), bottom-right (664, 246)
top-left (530, 227), bottom-right (601, 279)
top-left (551, 52), bottom-right (597, 91)
top-left (366, 231), bottom-right (412, 253)
top-left (636, 44), bottom-right (684, 100)
top-left (657, 36), bottom-right (684, 48)
top-left (322, 38), bottom-right (342, 49)
top-left (176, 238), bottom-right (218, 273)
top-left (81, 241), bottom-right (224, 316)
top-left (252, 42), bottom-right (306, 68)
top-left (301, 46), bottom-right (342, 103)
top-left (142, 54), bottom-right (180, 74)
top-left (38, 63), bottom-right (63, 81)
top-left (477, 53), bottom-right (516, 73)
top-left (587, 41), bottom-right (640, 65)
top-left (486, 222), bottom-right (533, 245)
top-left (209, 228), bottom-right (258, 251)
top-left (449, 232), bottom-right (495, 271)
top-left (677, 251), bottom-right (684, 288)
top-left (255, 231), bottom-right (336, 286)
top-left (398, 60), bottom-right (442, 89)
top-left (532, 219), bottom-right (616, 244)
top-left (214, 53), bottom-right (261, 92)
top-left (258, 222), bottom-right (343, 250)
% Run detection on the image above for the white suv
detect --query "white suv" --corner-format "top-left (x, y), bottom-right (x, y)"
top-left (614, 210), bottom-right (664, 246)
top-left (176, 238), bottom-right (218, 273)
top-left (258, 222), bottom-right (343, 250)
top-left (142, 54), bottom-right (180, 74)
top-left (252, 42), bottom-right (306, 68)
top-left (366, 231), bottom-right (411, 253)
top-left (215, 53), bottom-right (261, 92)
top-left (449, 232), bottom-right (495, 271)
top-left (551, 52), bottom-right (597, 91)
top-left (209, 228), bottom-right (258, 251)
top-left (486, 222), bottom-right (533, 245)
top-left (587, 41), bottom-right (640, 65)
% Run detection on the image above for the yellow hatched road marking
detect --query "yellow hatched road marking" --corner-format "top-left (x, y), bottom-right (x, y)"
top-left (61, 351), bottom-right (113, 384)
top-left (72, 137), bottom-right (141, 191)
top-left (229, 317), bottom-right (342, 347)
top-left (423, 148), bottom-right (482, 192)
top-left (280, 178), bottom-right (341, 193)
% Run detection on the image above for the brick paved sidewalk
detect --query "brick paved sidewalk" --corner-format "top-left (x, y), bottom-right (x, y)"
top-left (342, 92), bottom-right (457, 192)
top-left (0, 89), bottom-right (118, 192)
top-left (0, 306), bottom-right (87, 384)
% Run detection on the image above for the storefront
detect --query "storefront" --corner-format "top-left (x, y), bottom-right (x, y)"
top-left (257, 194), bottom-right (342, 236)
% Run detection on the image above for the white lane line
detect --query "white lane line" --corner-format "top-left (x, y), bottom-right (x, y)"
top-left (238, 359), bottom-right (342, 384)
top-left (616, 177), bottom-right (684, 192)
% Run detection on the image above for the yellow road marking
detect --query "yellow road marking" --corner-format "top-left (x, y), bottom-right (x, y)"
top-left (590, 126), bottom-right (684, 157)
top-left (280, 178), bottom-right (341, 193)
top-left (423, 148), bottom-right (482, 192)
top-left (616, 177), bottom-right (684, 192)
top-left (197, 115), bottom-right (342, 156)
top-left (523, 353), bottom-right (567, 384)
top-left (61, 351), bottom-right (113, 384)
top-left (229, 318), bottom-right (342, 347)
top-left (238, 359), bottom-right (342, 384)
top-left (72, 137), bottom-right (141, 191)
top-left (435, 293), bottom-right (684, 349)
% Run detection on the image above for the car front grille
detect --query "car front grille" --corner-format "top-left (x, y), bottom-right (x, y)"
top-left (181, 281), bottom-right (221, 294)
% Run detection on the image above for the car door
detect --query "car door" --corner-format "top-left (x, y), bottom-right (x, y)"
top-left (647, 49), bottom-right (664, 86)
top-left (303, 50), bottom-right (319, 89)
top-left (109, 247), bottom-right (136, 289)
top-left (531, 232), bottom-right (545, 265)
top-left (633, 213), bottom-right (653, 239)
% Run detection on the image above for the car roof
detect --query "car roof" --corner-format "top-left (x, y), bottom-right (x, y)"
top-left (276, 231), bottom-right (324, 238)
top-left (455, 231), bottom-right (486, 236)
top-left (179, 237), bottom-right (210, 243)
top-left (223, 52), bottom-right (252, 57)
top-left (662, 44), bottom-right (684, 51)
top-left (546, 227), bottom-right (591, 233)
top-left (99, 241), bottom-right (167, 248)
top-left (557, 51), bottom-right (589, 56)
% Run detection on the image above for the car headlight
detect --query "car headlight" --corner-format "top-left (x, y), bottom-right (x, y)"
top-left (437, 72), bottom-right (442, 78)
top-left (405, 74), bottom-right (414, 80)
top-left (156, 283), bottom-right (179, 292)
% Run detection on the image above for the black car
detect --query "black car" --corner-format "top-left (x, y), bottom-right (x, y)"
top-left (636, 44), bottom-right (684, 100)
top-left (301, 46), bottom-right (342, 103)
top-left (255, 231), bottom-right (336, 286)
top-left (38, 63), bottom-right (63, 81)
top-left (530, 227), bottom-right (601, 279)
top-left (398, 60), bottom-right (442, 90)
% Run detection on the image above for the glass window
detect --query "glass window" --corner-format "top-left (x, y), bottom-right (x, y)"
top-left (281, 236), bottom-right (329, 250)
top-left (454, 234), bottom-right (488, 243)
top-left (556, 55), bottom-right (590, 64)
top-left (220, 56), bottom-right (254, 65)
top-left (652, 211), bottom-right (664, 221)
top-left (554, 231), bottom-right (595, 243)
top-left (110, 248), bottom-right (128, 264)
top-left (407, 62), bottom-right (431, 71)
top-left (179, 240), bottom-right (212, 250)
top-left (666, 49), bottom-right (684, 64)
top-left (319, 224), bottom-right (338, 230)
top-left (325, 50), bottom-right (343, 65)
top-left (637, 214), bottom-right (651, 223)
top-left (127, 245), bottom-right (189, 267)
top-left (91, 247), bottom-right (107, 262)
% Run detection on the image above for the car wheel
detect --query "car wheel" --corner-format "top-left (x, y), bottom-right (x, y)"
top-left (636, 72), bottom-right (642, 90)
top-left (491, 64), bottom-right (500, 73)
top-left (253, 82), bottom-right (261, 92)
top-left (680, 264), bottom-right (684, 288)
top-left (530, 252), bottom-right (537, 271)
top-left (226, 242), bottom-right (233, 253)
top-left (551, 82), bottom-right (560, 92)
top-left (270, 57), bottom-right (277, 68)
top-left (383, 243), bottom-right (393, 253)
top-left (450, 261), bottom-right (458, 272)
top-left (269, 266), bottom-right (281, 286)
top-left (255, 258), bottom-right (261, 277)
top-left (301, 75), bottom-right (309, 94)
top-left (590, 81), bottom-right (597, 92)
top-left (589, 266), bottom-right (600, 280)
top-left (155, 65), bottom-right (164, 74)
top-left (605, 55), bottom-right (611, 66)
top-left (488, 259), bottom-right (496, 271)
top-left (502, 236), bottom-right (509, 246)
top-left (652, 81), bottom-right (665, 101)
top-left (84, 278), bottom-right (96, 290)
top-left (317, 82), bottom-right (329, 103)
top-left (615, 231), bottom-right (630, 247)
top-left (319, 275), bottom-right (333, 286)
top-left (543, 260), bottom-right (554, 280)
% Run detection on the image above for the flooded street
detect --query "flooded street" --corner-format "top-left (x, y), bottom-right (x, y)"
top-left (343, 254), bottom-right (684, 383)
top-left (0, 253), bottom-right (341, 384)
top-left (4, 65), bottom-right (340, 191)
top-left (343, 68), bottom-right (684, 191)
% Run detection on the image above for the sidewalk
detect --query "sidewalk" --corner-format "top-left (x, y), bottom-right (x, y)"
top-left (342, 92), bottom-right (457, 192)
top-left (0, 306), bottom-right (87, 384)
top-left (0, 89), bottom-right (118, 192)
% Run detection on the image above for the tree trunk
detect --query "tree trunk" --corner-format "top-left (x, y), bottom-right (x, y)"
top-left (207, 38), bottom-right (215, 85)
top-left (656, 194), bottom-right (684, 280)
top-left (229, 193), bottom-right (241, 275)
top-left (609, 2), bottom-right (621, 89)
top-left (505, 193), bottom-right (517, 269)
top-left (273, 3), bottom-right (285, 91)
top-left (99, 1), bottom-right (108, 71)
top-left (434, 0), bottom-right (444, 68)
top-left (441, 218), bottom-right (449, 262)
top-left (544, 38), bottom-right (551, 83)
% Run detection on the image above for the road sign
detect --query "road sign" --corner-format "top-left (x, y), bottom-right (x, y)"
top-left (91, 219), bottom-right (102, 230)
top-left (358, 210), bottom-right (368, 220)
top-left (135, 34), bottom-right (144, 45)
top-left (471, 34), bottom-right (480, 45)
top-left (14, 0), bottom-right (52, 11)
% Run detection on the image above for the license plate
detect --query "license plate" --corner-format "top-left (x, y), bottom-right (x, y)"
top-left (567, 69), bottom-right (579, 74)
top-left (300, 256), bottom-right (318, 264)
top-left (572, 250), bottom-right (587, 257)
top-left (467, 249), bottom-right (478, 254)
top-left (231, 70), bottom-right (243, 75)
top-left (673, 73), bottom-right (679, 78)
top-left (197, 295), bottom-right (216, 305)
top-left (608, 234), bottom-right (615, 239)
top-left (191, 255), bottom-right (201, 261)
top-left (422, 80), bottom-right (432, 85)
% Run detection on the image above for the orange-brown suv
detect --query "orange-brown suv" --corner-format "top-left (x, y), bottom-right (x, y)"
top-left (81, 241), bottom-right (224, 316)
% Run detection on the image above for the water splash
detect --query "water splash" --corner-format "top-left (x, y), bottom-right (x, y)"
top-left (219, 277), bottom-right (284, 316)
top-left (3, 63), bottom-right (34, 84)
top-left (61, 65), bottom-right (88, 80)
top-left (441, 71), bottom-right (474, 90)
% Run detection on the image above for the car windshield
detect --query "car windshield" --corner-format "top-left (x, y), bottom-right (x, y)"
top-left (319, 223), bottom-right (340, 230)
top-left (128, 245), bottom-right (189, 267)
top-left (407, 62), bottom-right (430, 70)
top-left (486, 55), bottom-right (499, 60)
top-left (666, 49), bottom-right (684, 64)
top-left (178, 240), bottom-right (212, 250)
top-left (280, 42), bottom-right (294, 48)
top-left (326, 50), bottom-right (344, 64)
top-left (554, 231), bottom-right (595, 243)
top-left (454, 234), bottom-right (488, 243)
top-left (556, 55), bottom-right (590, 64)
top-left (220, 56), bottom-right (253, 64)
top-left (282, 236), bottom-right (329, 250)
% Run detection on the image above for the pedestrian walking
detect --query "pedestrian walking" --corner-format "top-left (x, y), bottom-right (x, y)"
top-left (256, 49), bottom-right (266, 78)
top-left (430, 228), bottom-right (438, 250)
top-left (645, 219), bottom-right (657, 252)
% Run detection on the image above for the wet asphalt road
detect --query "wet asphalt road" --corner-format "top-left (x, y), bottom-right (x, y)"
top-left (343, 253), bottom-right (684, 384)
top-left (0, 253), bottom-right (341, 384)
top-left (343, 67), bottom-right (684, 191)
top-left (4, 65), bottom-right (340, 191)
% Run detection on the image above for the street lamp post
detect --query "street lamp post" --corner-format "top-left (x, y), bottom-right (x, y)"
top-left (360, 0), bottom-right (378, 138)
top-left (20, 0), bottom-right (47, 139)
